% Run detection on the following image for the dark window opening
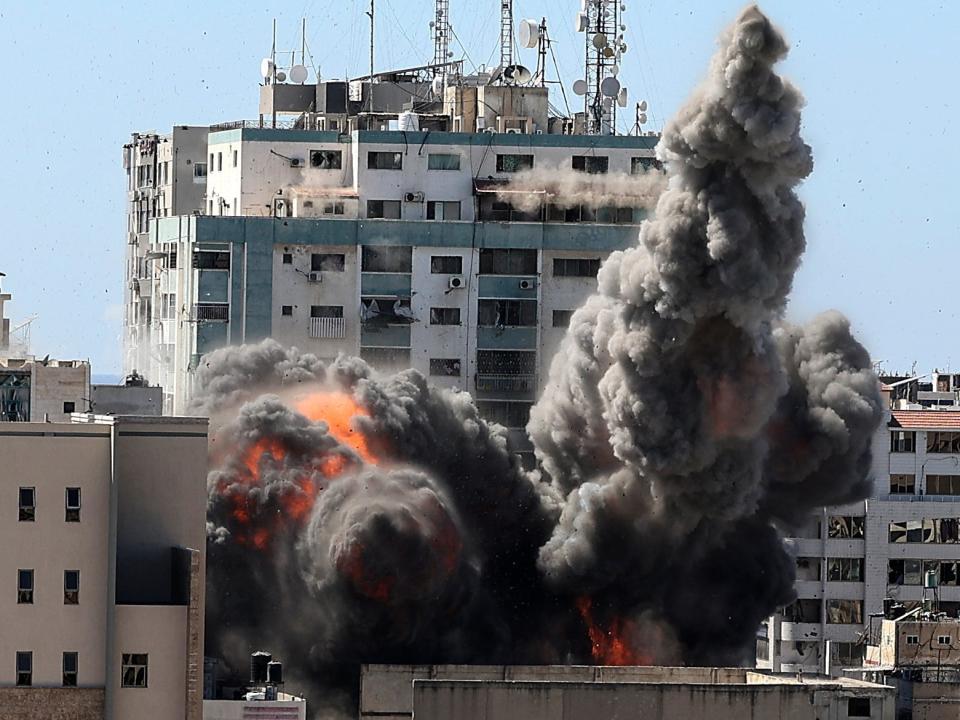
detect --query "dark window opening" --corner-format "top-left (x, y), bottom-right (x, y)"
top-left (366, 200), bottom-right (402, 219)
top-left (16, 651), bottom-right (32, 687)
top-left (18, 569), bottom-right (34, 604)
top-left (572, 155), bottom-right (609, 174)
top-left (476, 350), bottom-right (537, 375)
top-left (63, 652), bottom-right (78, 687)
top-left (828, 516), bottom-right (865, 539)
top-left (361, 246), bottom-right (411, 273)
top-left (479, 249), bottom-right (537, 275)
top-left (367, 151), bottom-right (403, 170)
top-left (281, 305), bottom-right (293, 317)
top-left (310, 149), bottom-right (342, 169)
top-left (282, 253), bottom-right (293, 264)
top-left (65, 487), bottom-right (80, 522)
top-left (311, 253), bottom-right (346, 272)
top-left (890, 431), bottom-right (916, 453)
top-left (192, 251), bottom-right (230, 270)
top-left (429, 307), bottom-right (461, 325)
top-left (631, 156), bottom-right (663, 174)
top-left (496, 154), bottom-right (534, 173)
top-left (121, 653), bottom-right (148, 688)
top-left (310, 305), bottom-right (344, 318)
top-left (554, 257), bottom-right (601, 277)
top-left (63, 401), bottom-right (76, 414)
top-left (553, 310), bottom-right (573, 328)
top-left (429, 358), bottom-right (462, 377)
top-left (19, 487), bottom-right (35, 522)
top-left (430, 256), bottom-right (462, 274)
top-left (847, 698), bottom-right (871, 717)
top-left (478, 299), bottom-right (537, 327)
top-left (64, 570), bottom-right (80, 604)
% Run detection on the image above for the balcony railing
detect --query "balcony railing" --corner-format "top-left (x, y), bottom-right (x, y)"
top-left (192, 303), bottom-right (229, 322)
top-left (475, 373), bottom-right (536, 393)
top-left (309, 316), bottom-right (346, 339)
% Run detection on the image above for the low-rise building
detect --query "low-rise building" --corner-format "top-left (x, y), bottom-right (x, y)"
top-left (0, 414), bottom-right (208, 720)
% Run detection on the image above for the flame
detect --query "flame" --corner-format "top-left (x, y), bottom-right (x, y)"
top-left (576, 597), bottom-right (651, 665)
top-left (295, 391), bottom-right (376, 464)
top-left (337, 543), bottom-right (396, 602)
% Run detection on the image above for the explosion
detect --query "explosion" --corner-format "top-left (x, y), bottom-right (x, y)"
top-left (198, 6), bottom-right (884, 714)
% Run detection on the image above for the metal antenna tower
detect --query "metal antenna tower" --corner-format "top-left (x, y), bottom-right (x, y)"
top-left (500, 0), bottom-right (514, 70)
top-left (432, 0), bottom-right (450, 74)
top-left (579, 0), bottom-right (625, 134)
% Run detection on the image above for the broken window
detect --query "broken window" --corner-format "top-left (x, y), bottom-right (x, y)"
top-left (781, 599), bottom-right (820, 623)
top-left (367, 151), bottom-right (403, 170)
top-left (926, 431), bottom-right (960, 453)
top-left (631, 156), bottom-right (664, 174)
top-left (430, 256), bottom-right (462, 274)
top-left (826, 599), bottom-right (863, 624)
top-left (360, 297), bottom-right (412, 324)
top-left (889, 474), bottom-right (915, 494)
top-left (572, 155), bottom-right (609, 174)
top-left (429, 359), bottom-right (462, 377)
top-left (554, 257), bottom-right (601, 277)
top-left (941, 561), bottom-right (960, 586)
top-left (18, 487), bottom-right (35, 522)
top-left (366, 200), bottom-right (401, 219)
top-left (192, 251), bottom-right (230, 270)
top-left (361, 246), bottom-right (411, 272)
top-left (311, 253), bottom-right (346, 272)
top-left (64, 570), bottom-right (80, 604)
top-left (310, 149), bottom-right (342, 169)
top-left (121, 653), bottom-right (148, 688)
top-left (429, 307), bottom-right (461, 326)
top-left (476, 401), bottom-right (533, 428)
top-left (826, 557), bottom-right (864, 582)
top-left (322, 201), bottom-right (345, 215)
top-left (65, 487), bottom-right (81, 522)
top-left (552, 310), bottom-right (573, 328)
top-left (479, 249), bottom-right (537, 275)
top-left (827, 516), bottom-right (865, 539)
top-left (478, 299), bottom-right (537, 327)
top-left (496, 154), bottom-right (534, 172)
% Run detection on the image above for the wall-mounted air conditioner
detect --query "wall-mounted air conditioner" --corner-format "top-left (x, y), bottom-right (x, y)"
top-left (448, 276), bottom-right (464, 289)
top-left (403, 192), bottom-right (425, 203)
top-left (290, 158), bottom-right (303, 168)
top-left (519, 279), bottom-right (536, 290)
top-left (308, 272), bottom-right (322, 283)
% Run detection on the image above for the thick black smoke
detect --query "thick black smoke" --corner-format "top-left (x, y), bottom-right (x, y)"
top-left (200, 6), bottom-right (883, 716)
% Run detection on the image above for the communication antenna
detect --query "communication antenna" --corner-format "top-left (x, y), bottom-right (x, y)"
top-left (574, 0), bottom-right (629, 134)
top-left (431, 0), bottom-right (450, 75)
top-left (500, 0), bottom-right (514, 71)
top-left (366, 0), bottom-right (375, 113)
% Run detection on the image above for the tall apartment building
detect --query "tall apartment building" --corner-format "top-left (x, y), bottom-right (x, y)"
top-left (122, 66), bottom-right (659, 433)
top-left (758, 372), bottom-right (960, 676)
top-left (0, 414), bottom-right (208, 719)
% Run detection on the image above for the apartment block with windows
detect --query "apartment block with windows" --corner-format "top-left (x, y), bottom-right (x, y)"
top-left (758, 373), bottom-right (960, 676)
top-left (0, 414), bottom-right (208, 719)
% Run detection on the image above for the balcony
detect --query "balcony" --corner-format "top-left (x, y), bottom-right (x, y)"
top-left (192, 303), bottom-right (229, 322)
top-left (475, 373), bottom-right (536, 394)
top-left (309, 317), bottom-right (346, 339)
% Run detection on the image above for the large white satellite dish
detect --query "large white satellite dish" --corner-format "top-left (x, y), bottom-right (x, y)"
top-left (575, 12), bottom-right (588, 32)
top-left (519, 19), bottom-right (539, 49)
top-left (260, 58), bottom-right (275, 79)
top-left (572, 79), bottom-right (587, 96)
top-left (289, 64), bottom-right (308, 84)
top-left (617, 86), bottom-right (628, 107)
top-left (600, 76), bottom-right (621, 97)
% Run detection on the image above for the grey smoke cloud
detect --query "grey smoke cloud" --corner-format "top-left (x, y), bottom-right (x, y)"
top-left (200, 6), bottom-right (883, 715)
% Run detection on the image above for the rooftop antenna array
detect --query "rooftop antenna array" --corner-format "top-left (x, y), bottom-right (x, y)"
top-left (431, 0), bottom-right (451, 75)
top-left (573, 0), bottom-right (629, 134)
top-left (500, 0), bottom-right (514, 72)
top-left (260, 19), bottom-right (313, 127)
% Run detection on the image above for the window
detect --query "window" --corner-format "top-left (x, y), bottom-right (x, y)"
top-left (310, 149), bottom-right (342, 169)
top-left (476, 401), bottom-right (532, 428)
top-left (426, 201), bottom-right (461, 220)
top-left (552, 310), bottom-right (573, 328)
top-left (63, 401), bottom-right (76, 414)
top-left (193, 251), bottom-right (230, 270)
top-left (281, 305), bottom-right (293, 317)
top-left (429, 358), bottom-right (462, 377)
top-left (927, 475), bottom-right (960, 495)
top-left (367, 199), bottom-right (402, 219)
top-left (65, 487), bottom-right (80, 522)
top-left (889, 474), bottom-right (915, 494)
top-left (361, 246), bottom-right (411, 272)
top-left (478, 299), bottom-right (537, 327)
top-left (905, 634), bottom-right (919, 645)
top-left (359, 347), bottom-right (411, 371)
top-left (282, 253), bottom-right (293, 264)
top-left (310, 305), bottom-right (344, 319)
top-left (18, 569), bottom-right (34, 604)
top-left (781, 599), bottom-right (820, 623)
top-left (64, 570), bottom-right (80, 604)
top-left (322, 201), bottom-right (345, 215)
top-left (833, 642), bottom-right (863, 666)
top-left (428, 153), bottom-right (461, 170)
top-left (217, 152), bottom-right (222, 171)
top-left (193, 303), bottom-right (229, 321)
top-left (572, 155), bottom-right (609, 174)
top-left (826, 599), bottom-right (863, 624)
top-left (496, 154), bottom-right (534, 172)
top-left (121, 653), bottom-right (148, 688)
top-left (311, 253), bottom-right (346, 272)
top-left (889, 518), bottom-right (960, 544)
top-left (194, 162), bottom-right (207, 180)
top-left (476, 350), bottom-right (536, 375)
top-left (430, 256), bottom-right (462, 274)
top-left (847, 698), bottom-right (871, 718)
top-left (429, 307), bottom-right (461, 325)
top-left (367, 151), bottom-right (403, 170)
top-left (941, 560), bottom-right (960, 585)
top-left (927, 431), bottom-right (960, 454)
top-left (827, 557), bottom-right (864, 582)
top-left (16, 651), bottom-right (32, 687)
top-left (828, 516), bottom-right (865, 538)
top-left (631, 156), bottom-right (663, 174)
top-left (479, 249), bottom-right (537, 275)
top-left (63, 652), bottom-right (78, 687)
top-left (554, 257), bottom-right (601, 277)
top-left (937, 635), bottom-right (952, 646)
top-left (209, 153), bottom-right (214, 171)
top-left (19, 487), bottom-right (35, 521)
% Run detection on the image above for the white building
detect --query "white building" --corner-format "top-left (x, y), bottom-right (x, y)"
top-left (759, 372), bottom-right (960, 676)
top-left (0, 414), bottom-right (208, 720)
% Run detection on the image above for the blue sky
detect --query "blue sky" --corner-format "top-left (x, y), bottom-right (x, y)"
top-left (0, 1), bottom-right (956, 376)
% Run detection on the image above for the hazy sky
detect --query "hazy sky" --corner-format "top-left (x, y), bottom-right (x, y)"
top-left (0, 1), bottom-right (956, 376)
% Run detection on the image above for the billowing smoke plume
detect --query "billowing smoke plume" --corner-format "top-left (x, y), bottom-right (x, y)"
top-left (201, 6), bottom-right (883, 714)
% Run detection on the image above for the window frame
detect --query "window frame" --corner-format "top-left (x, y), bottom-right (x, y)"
top-left (121, 653), bottom-right (149, 688)
top-left (429, 307), bottom-right (461, 326)
top-left (367, 151), bottom-right (403, 170)
top-left (18, 569), bottom-right (34, 604)
top-left (427, 153), bottom-right (461, 171)
top-left (280, 305), bottom-right (294, 317)
top-left (19, 487), bottom-right (35, 522)
top-left (430, 255), bottom-right (462, 274)
top-left (309, 149), bottom-right (343, 169)
top-left (64, 569), bottom-right (80, 605)
top-left (310, 253), bottom-right (346, 272)
top-left (429, 358), bottom-right (462, 377)
top-left (495, 154), bottom-right (534, 173)
top-left (65, 487), bottom-right (81, 522)
top-left (310, 305), bottom-right (344, 319)
top-left (62, 651), bottom-right (78, 687)
top-left (571, 155), bottom-right (609, 174)
top-left (16, 651), bottom-right (32, 687)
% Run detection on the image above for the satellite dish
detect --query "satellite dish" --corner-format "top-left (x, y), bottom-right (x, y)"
top-left (592, 32), bottom-right (608, 49)
top-left (638, 100), bottom-right (648, 111)
top-left (290, 64), bottom-right (308, 84)
top-left (260, 58), bottom-right (275, 79)
top-left (503, 65), bottom-right (533, 84)
top-left (575, 12), bottom-right (588, 32)
top-left (572, 79), bottom-right (587, 96)
top-left (638, 113), bottom-right (647, 124)
top-left (610, 64), bottom-right (620, 76)
top-left (431, 75), bottom-right (445, 96)
top-left (600, 76), bottom-right (621, 98)
top-left (275, 70), bottom-right (287, 82)
top-left (602, 46), bottom-right (615, 58)
top-left (617, 86), bottom-right (628, 107)
top-left (620, 42), bottom-right (628, 54)
top-left (519, 19), bottom-right (539, 49)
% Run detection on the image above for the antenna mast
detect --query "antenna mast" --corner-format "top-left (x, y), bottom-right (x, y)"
top-left (432, 0), bottom-right (450, 74)
top-left (366, 0), bottom-right (375, 114)
top-left (500, 0), bottom-right (514, 70)
top-left (577, 0), bottom-right (627, 134)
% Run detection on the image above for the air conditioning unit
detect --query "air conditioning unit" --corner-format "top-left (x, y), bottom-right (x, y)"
top-left (519, 278), bottom-right (536, 290)
top-left (403, 192), bottom-right (424, 202)
top-left (308, 271), bottom-right (322, 283)
top-left (290, 157), bottom-right (303, 168)
top-left (448, 275), bottom-right (465, 289)
top-left (505, 128), bottom-right (522, 134)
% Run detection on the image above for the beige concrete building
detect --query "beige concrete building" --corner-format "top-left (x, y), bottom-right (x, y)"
top-left (359, 664), bottom-right (895, 720)
top-left (0, 414), bottom-right (208, 720)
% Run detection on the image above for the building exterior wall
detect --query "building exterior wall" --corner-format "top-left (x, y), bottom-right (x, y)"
top-left (202, 699), bottom-right (307, 719)
top-left (0, 687), bottom-right (105, 719)
top-left (90, 384), bottom-right (163, 416)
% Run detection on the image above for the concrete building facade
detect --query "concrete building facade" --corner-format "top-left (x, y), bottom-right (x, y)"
top-left (759, 373), bottom-right (960, 677)
top-left (0, 414), bottom-right (208, 719)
